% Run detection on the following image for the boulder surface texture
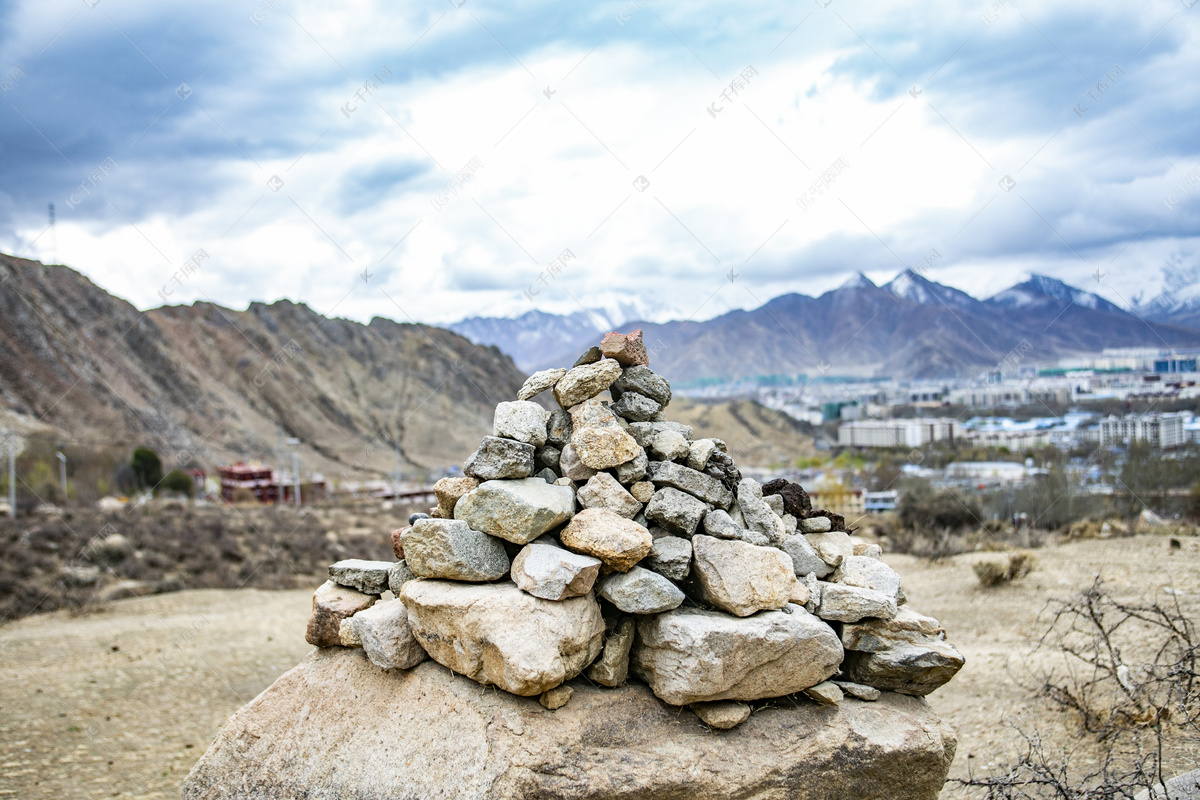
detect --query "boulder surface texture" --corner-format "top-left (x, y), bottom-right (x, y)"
top-left (182, 648), bottom-right (958, 800)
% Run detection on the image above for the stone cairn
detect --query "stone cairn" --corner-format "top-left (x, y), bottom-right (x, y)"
top-left (305, 330), bottom-right (964, 728)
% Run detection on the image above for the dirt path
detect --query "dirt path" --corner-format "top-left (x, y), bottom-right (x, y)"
top-left (1, 535), bottom-right (1196, 799)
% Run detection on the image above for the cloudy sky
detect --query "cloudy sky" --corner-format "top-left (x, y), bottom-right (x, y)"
top-left (1, 0), bottom-right (1198, 327)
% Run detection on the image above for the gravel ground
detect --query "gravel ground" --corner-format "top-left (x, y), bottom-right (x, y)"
top-left (0, 535), bottom-right (1197, 799)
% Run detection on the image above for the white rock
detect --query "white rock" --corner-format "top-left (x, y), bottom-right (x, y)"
top-left (691, 535), bottom-right (795, 617)
top-left (598, 566), bottom-right (685, 614)
top-left (493, 401), bottom-right (551, 446)
top-left (510, 542), bottom-right (602, 601)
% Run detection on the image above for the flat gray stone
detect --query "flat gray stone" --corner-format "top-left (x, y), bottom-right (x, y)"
top-left (464, 436), bottom-right (535, 480)
top-left (598, 566), bottom-right (685, 614)
top-left (493, 400), bottom-right (550, 446)
top-left (627, 420), bottom-right (692, 447)
top-left (387, 560), bottom-right (417, 595)
top-left (834, 681), bottom-right (881, 701)
top-left (404, 518), bottom-right (510, 582)
top-left (611, 391), bottom-right (661, 422)
top-left (803, 681), bottom-right (843, 706)
top-left (328, 559), bottom-right (392, 595)
top-left (834, 555), bottom-right (902, 599)
top-left (649, 461), bottom-right (734, 508)
top-left (645, 486), bottom-right (708, 538)
top-left (702, 508), bottom-right (770, 546)
top-left (806, 531), bottom-right (854, 568)
top-left (633, 605), bottom-right (843, 705)
top-left (686, 438), bottom-right (718, 471)
top-left (454, 478), bottom-right (575, 545)
top-left (611, 364), bottom-right (672, 407)
top-left (510, 542), bottom-right (602, 601)
top-left (816, 583), bottom-right (898, 623)
top-left (737, 478), bottom-right (784, 545)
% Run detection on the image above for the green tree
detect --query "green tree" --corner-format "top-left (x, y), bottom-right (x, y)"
top-left (160, 469), bottom-right (194, 497)
top-left (130, 447), bottom-right (163, 490)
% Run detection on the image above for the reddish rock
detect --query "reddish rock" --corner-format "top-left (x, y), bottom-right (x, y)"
top-left (599, 330), bottom-right (649, 367)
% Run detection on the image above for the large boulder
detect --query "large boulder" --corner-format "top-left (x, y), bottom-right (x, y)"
top-left (454, 478), bottom-right (575, 544)
top-left (183, 648), bottom-right (957, 800)
top-left (400, 580), bottom-right (604, 696)
top-left (691, 535), bottom-right (795, 617)
top-left (633, 605), bottom-right (843, 705)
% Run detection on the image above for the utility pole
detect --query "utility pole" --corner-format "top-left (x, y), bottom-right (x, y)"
top-left (56, 449), bottom-right (67, 501)
top-left (286, 437), bottom-right (301, 508)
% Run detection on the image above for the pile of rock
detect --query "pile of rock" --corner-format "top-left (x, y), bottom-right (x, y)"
top-left (305, 330), bottom-right (963, 726)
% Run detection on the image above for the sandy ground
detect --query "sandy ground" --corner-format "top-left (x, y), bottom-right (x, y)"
top-left (1, 535), bottom-right (1197, 799)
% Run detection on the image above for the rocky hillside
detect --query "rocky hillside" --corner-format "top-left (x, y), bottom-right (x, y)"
top-left (0, 254), bottom-right (525, 478)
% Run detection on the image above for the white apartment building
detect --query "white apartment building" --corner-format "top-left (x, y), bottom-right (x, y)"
top-left (837, 419), bottom-right (959, 448)
top-left (1099, 412), bottom-right (1188, 448)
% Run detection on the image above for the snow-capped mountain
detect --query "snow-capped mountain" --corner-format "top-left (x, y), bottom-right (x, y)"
top-left (985, 274), bottom-right (1123, 314)
top-left (447, 309), bottom-right (609, 372)
top-left (882, 269), bottom-right (981, 312)
top-left (1132, 261), bottom-right (1200, 329)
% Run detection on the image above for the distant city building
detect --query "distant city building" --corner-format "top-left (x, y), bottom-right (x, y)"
top-left (945, 461), bottom-right (1039, 485)
top-left (837, 419), bottom-right (959, 448)
top-left (863, 490), bottom-right (898, 512)
top-left (1099, 412), bottom-right (1188, 448)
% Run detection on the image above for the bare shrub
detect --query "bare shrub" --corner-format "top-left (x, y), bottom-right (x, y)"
top-left (974, 551), bottom-right (1037, 587)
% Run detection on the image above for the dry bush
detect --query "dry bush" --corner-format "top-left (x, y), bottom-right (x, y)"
top-left (889, 525), bottom-right (966, 561)
top-left (974, 551), bottom-right (1037, 587)
top-left (954, 578), bottom-right (1200, 798)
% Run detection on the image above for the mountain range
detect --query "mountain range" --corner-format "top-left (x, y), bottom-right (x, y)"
top-left (450, 271), bottom-right (1200, 381)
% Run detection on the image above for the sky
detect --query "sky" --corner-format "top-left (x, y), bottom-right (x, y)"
top-left (0, 0), bottom-right (1198, 327)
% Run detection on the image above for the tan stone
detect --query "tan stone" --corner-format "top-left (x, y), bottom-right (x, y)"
top-left (690, 700), bottom-right (751, 729)
top-left (305, 580), bottom-right (376, 648)
top-left (691, 535), bottom-right (795, 617)
top-left (559, 508), bottom-right (653, 571)
top-left (434, 476), bottom-right (479, 517)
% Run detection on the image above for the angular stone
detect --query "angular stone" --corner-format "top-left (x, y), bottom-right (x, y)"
top-left (804, 681), bottom-right (843, 706)
top-left (454, 478), bottom-right (575, 545)
top-left (305, 580), bottom-right (377, 648)
top-left (554, 477), bottom-right (573, 487)
top-left (816, 583), bottom-right (898, 623)
top-left (349, 598), bottom-right (428, 671)
top-left (559, 508), bottom-right (653, 572)
top-left (434, 476), bottom-right (480, 518)
top-left (686, 438), bottom-right (718, 471)
top-left (737, 478), bottom-right (784, 545)
top-left (803, 572), bottom-right (821, 614)
top-left (534, 445), bottom-right (561, 473)
top-left (577, 472), bottom-right (642, 519)
top-left (648, 461), bottom-right (734, 508)
top-left (183, 649), bottom-right (959, 800)
top-left (598, 329), bottom-right (649, 366)
top-left (645, 486), bottom-right (708, 538)
top-left (648, 430), bottom-right (691, 461)
top-left (834, 555), bottom-right (902, 599)
top-left (644, 535), bottom-right (691, 581)
top-left (569, 399), bottom-right (642, 469)
top-left (790, 579), bottom-right (810, 606)
top-left (404, 518), bottom-right (510, 582)
top-left (559, 443), bottom-right (597, 481)
top-left (781, 513), bottom-right (798, 536)
top-left (841, 638), bottom-right (965, 697)
top-left (628, 420), bottom-right (692, 447)
top-left (587, 617), bottom-right (635, 687)
top-left (614, 448), bottom-right (648, 484)
top-left (800, 515), bottom-right (833, 533)
top-left (463, 436), bottom-right (535, 480)
top-left (691, 535), bottom-right (795, 617)
top-left (611, 391), bottom-right (660, 422)
top-left (629, 480), bottom-right (655, 503)
top-left (517, 368), bottom-right (567, 401)
top-left (390, 527), bottom-right (408, 559)
top-left (388, 560), bottom-right (416, 595)
top-left (701, 508), bottom-right (768, 546)
top-left (598, 566), bottom-right (685, 614)
top-left (704, 449), bottom-right (742, 494)
top-left (840, 606), bottom-right (947, 652)
top-left (573, 345), bottom-right (602, 366)
top-left (781, 534), bottom-right (834, 578)
top-left (400, 580), bottom-right (604, 696)
top-left (554, 359), bottom-right (623, 407)
top-left (834, 681), bottom-right (882, 701)
top-left (539, 684), bottom-right (573, 710)
top-left (691, 701), bottom-right (751, 730)
top-left (510, 542), bottom-right (602, 601)
top-left (764, 494), bottom-right (784, 516)
top-left (806, 531), bottom-right (854, 568)
top-left (536, 467), bottom-right (558, 483)
top-left (328, 559), bottom-right (391, 595)
top-left (633, 605), bottom-right (843, 705)
top-left (545, 409), bottom-right (573, 448)
top-left (611, 364), bottom-right (672, 407)
top-left (493, 400), bottom-right (550, 446)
